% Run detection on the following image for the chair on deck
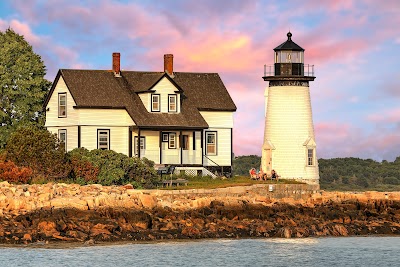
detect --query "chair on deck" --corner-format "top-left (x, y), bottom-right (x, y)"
top-left (157, 165), bottom-right (176, 179)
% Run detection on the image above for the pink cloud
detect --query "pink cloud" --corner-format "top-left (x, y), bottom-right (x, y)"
top-left (367, 108), bottom-right (400, 124)
top-left (314, 120), bottom-right (400, 161)
top-left (0, 18), bottom-right (85, 77)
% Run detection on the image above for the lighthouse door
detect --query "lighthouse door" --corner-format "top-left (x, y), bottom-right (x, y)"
top-left (266, 149), bottom-right (272, 171)
top-left (262, 148), bottom-right (272, 173)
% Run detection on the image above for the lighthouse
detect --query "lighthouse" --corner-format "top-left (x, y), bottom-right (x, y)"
top-left (261, 32), bottom-right (319, 185)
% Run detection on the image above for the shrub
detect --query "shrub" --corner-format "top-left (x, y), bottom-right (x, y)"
top-left (5, 125), bottom-right (69, 180)
top-left (67, 148), bottom-right (159, 187)
top-left (69, 155), bottom-right (99, 183)
top-left (0, 156), bottom-right (32, 184)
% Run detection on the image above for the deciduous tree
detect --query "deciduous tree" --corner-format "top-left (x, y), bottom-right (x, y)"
top-left (0, 28), bottom-right (51, 147)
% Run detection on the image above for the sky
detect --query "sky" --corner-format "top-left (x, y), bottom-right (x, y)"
top-left (0, 0), bottom-right (399, 161)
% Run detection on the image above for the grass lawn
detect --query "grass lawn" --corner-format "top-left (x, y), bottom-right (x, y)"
top-left (158, 175), bottom-right (303, 190)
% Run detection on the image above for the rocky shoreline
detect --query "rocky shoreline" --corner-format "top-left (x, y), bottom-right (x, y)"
top-left (1, 181), bottom-right (400, 245)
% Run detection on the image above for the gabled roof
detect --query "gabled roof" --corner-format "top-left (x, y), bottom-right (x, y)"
top-left (44, 69), bottom-right (236, 129)
top-left (303, 137), bottom-right (317, 147)
top-left (262, 140), bottom-right (275, 150)
top-left (274, 32), bottom-right (304, 51)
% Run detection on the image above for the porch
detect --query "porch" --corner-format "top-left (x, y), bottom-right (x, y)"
top-left (131, 129), bottom-right (203, 166)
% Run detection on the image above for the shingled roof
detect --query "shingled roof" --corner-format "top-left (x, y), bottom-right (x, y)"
top-left (45, 69), bottom-right (236, 129)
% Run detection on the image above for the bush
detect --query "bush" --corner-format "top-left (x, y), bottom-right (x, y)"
top-left (67, 148), bottom-right (159, 188)
top-left (0, 156), bottom-right (32, 184)
top-left (69, 155), bottom-right (99, 183)
top-left (5, 125), bottom-right (69, 180)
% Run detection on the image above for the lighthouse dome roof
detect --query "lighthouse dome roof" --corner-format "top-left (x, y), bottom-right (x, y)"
top-left (274, 32), bottom-right (304, 51)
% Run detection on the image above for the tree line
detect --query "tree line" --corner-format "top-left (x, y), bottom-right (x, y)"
top-left (233, 155), bottom-right (400, 191)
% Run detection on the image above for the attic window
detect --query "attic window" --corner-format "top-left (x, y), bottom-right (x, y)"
top-left (152, 94), bottom-right (160, 112)
top-left (168, 94), bottom-right (177, 112)
top-left (58, 93), bottom-right (67, 117)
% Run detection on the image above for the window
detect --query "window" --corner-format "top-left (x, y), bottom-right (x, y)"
top-left (134, 136), bottom-right (145, 155)
top-left (151, 94), bottom-right (160, 112)
top-left (168, 94), bottom-right (177, 112)
top-left (181, 135), bottom-right (189, 150)
top-left (98, 130), bottom-right (110, 150)
top-left (58, 93), bottom-right (66, 117)
top-left (162, 133), bottom-right (169, 142)
top-left (169, 133), bottom-right (176, 149)
top-left (206, 132), bottom-right (217, 155)
top-left (58, 129), bottom-right (67, 151)
top-left (307, 148), bottom-right (314, 166)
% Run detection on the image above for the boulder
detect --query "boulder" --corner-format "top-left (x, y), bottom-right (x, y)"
top-left (38, 221), bottom-right (59, 237)
top-left (139, 194), bottom-right (157, 209)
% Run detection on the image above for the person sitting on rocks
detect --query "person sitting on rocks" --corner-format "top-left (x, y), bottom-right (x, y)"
top-left (249, 168), bottom-right (257, 180)
top-left (258, 168), bottom-right (266, 181)
top-left (271, 169), bottom-right (279, 180)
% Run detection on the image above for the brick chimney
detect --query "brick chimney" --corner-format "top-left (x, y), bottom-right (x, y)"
top-left (112, 52), bottom-right (121, 76)
top-left (164, 54), bottom-right (174, 76)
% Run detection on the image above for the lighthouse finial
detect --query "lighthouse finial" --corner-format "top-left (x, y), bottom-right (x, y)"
top-left (287, 31), bottom-right (292, 41)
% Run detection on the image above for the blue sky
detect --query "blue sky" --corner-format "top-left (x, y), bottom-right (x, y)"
top-left (0, 0), bottom-right (399, 161)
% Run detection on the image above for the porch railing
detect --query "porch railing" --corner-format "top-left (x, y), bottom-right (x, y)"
top-left (137, 149), bottom-right (202, 165)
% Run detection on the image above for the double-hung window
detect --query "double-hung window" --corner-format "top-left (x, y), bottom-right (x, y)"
top-left (152, 94), bottom-right (160, 112)
top-left (168, 94), bottom-right (177, 112)
top-left (307, 148), bottom-right (314, 166)
top-left (58, 93), bottom-right (67, 117)
top-left (58, 129), bottom-right (67, 151)
top-left (169, 133), bottom-right (176, 149)
top-left (206, 132), bottom-right (217, 155)
top-left (98, 130), bottom-right (110, 150)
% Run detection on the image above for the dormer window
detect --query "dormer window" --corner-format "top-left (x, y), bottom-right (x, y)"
top-left (58, 93), bottom-right (67, 117)
top-left (168, 94), bottom-right (177, 112)
top-left (151, 94), bottom-right (160, 112)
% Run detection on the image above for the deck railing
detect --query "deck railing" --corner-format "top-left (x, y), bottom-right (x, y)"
top-left (264, 64), bottom-right (315, 77)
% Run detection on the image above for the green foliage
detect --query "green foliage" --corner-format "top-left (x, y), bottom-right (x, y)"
top-left (0, 28), bottom-right (52, 147)
top-left (319, 157), bottom-right (400, 191)
top-left (4, 125), bottom-right (69, 180)
top-left (67, 148), bottom-right (159, 188)
top-left (233, 155), bottom-right (400, 191)
top-left (232, 155), bottom-right (261, 176)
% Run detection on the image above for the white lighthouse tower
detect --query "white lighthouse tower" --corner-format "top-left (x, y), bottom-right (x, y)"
top-left (261, 32), bottom-right (319, 185)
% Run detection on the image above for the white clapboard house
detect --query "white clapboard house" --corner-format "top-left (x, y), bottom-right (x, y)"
top-left (44, 53), bottom-right (236, 176)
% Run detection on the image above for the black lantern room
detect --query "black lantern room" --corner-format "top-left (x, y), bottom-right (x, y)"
top-left (263, 32), bottom-right (315, 83)
top-left (274, 32), bottom-right (304, 76)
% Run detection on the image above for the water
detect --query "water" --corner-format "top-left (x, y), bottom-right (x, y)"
top-left (1, 237), bottom-right (399, 267)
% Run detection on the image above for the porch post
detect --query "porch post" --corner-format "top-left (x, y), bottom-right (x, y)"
top-left (201, 130), bottom-right (204, 166)
top-left (180, 130), bottom-right (183, 165)
top-left (138, 129), bottom-right (141, 158)
top-left (128, 128), bottom-right (132, 157)
top-left (159, 131), bottom-right (162, 164)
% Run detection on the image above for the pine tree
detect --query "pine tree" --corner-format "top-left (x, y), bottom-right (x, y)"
top-left (0, 28), bottom-right (51, 147)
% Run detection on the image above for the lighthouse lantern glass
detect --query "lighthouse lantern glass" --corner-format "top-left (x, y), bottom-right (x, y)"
top-left (275, 51), bottom-right (304, 63)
